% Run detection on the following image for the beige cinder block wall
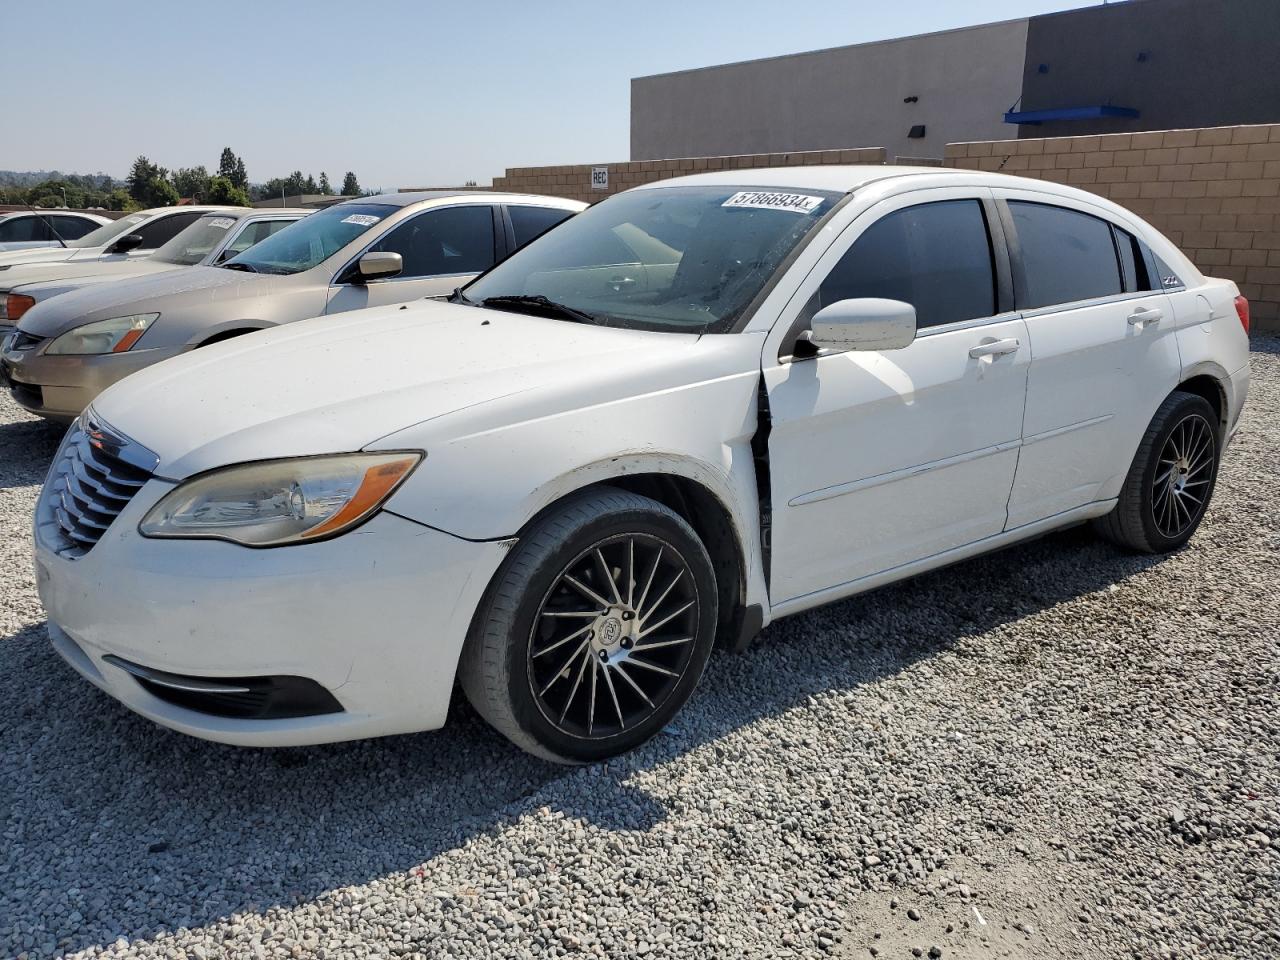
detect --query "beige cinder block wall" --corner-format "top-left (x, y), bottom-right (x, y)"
top-left (945, 124), bottom-right (1280, 333)
top-left (491, 147), bottom-right (887, 205)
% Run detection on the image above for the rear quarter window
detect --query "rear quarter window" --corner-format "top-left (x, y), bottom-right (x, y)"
top-left (1009, 201), bottom-right (1122, 309)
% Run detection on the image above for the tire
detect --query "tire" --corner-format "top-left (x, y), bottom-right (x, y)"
top-left (458, 487), bottom-right (718, 764)
top-left (1093, 390), bottom-right (1221, 553)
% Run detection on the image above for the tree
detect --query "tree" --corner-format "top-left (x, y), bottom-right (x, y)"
top-left (144, 176), bottom-right (180, 208)
top-left (318, 171), bottom-right (331, 194)
top-left (127, 156), bottom-right (164, 203)
top-left (218, 148), bottom-right (248, 190)
top-left (205, 176), bottom-right (251, 206)
top-left (340, 171), bottom-right (360, 196)
top-left (303, 174), bottom-right (317, 194)
top-left (172, 166), bottom-right (211, 200)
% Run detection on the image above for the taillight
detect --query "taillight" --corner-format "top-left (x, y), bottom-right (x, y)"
top-left (1234, 295), bottom-right (1250, 334)
top-left (4, 294), bottom-right (35, 322)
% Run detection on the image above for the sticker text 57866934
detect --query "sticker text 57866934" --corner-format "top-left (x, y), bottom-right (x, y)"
top-left (722, 191), bottom-right (825, 215)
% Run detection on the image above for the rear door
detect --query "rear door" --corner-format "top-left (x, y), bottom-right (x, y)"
top-left (764, 188), bottom-right (1029, 604)
top-left (996, 191), bottom-right (1180, 528)
top-left (324, 203), bottom-right (500, 314)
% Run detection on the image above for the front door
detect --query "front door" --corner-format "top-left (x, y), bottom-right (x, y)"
top-left (995, 192), bottom-right (1181, 529)
top-left (325, 204), bottom-right (500, 314)
top-left (764, 190), bottom-right (1029, 606)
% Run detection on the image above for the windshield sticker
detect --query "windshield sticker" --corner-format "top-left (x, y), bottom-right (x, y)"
top-left (123, 215), bottom-right (144, 225)
top-left (722, 191), bottom-right (824, 214)
top-left (341, 214), bottom-right (381, 227)
top-left (206, 217), bottom-right (235, 230)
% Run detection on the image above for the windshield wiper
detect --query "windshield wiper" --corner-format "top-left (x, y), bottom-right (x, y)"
top-left (479, 294), bottom-right (598, 325)
top-left (448, 287), bottom-right (473, 305)
top-left (220, 261), bottom-right (258, 273)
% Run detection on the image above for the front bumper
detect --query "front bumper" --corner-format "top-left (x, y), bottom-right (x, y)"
top-left (2, 343), bottom-right (183, 423)
top-left (35, 479), bottom-right (511, 746)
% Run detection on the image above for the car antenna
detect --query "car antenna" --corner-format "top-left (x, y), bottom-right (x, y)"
top-left (24, 202), bottom-right (68, 248)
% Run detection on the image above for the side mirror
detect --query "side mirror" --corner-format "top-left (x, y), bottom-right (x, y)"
top-left (802, 297), bottom-right (917, 353)
top-left (355, 251), bottom-right (403, 283)
top-left (111, 234), bottom-right (145, 254)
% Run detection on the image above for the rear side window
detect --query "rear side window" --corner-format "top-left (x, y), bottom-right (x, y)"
top-left (371, 205), bottom-right (496, 278)
top-left (135, 212), bottom-right (203, 248)
top-left (0, 216), bottom-right (40, 242)
top-left (819, 199), bottom-right (997, 329)
top-left (509, 205), bottom-right (573, 248)
top-left (1009, 201), bottom-right (1122, 309)
top-left (53, 216), bottom-right (98, 240)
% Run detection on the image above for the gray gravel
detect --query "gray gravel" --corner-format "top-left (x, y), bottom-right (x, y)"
top-left (3, 341), bottom-right (1278, 960)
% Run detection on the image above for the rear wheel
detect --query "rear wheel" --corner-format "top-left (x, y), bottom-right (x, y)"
top-left (458, 487), bottom-right (718, 763)
top-left (1093, 390), bottom-right (1221, 553)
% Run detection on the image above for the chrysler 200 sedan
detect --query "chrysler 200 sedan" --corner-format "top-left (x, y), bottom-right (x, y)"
top-left (34, 167), bottom-right (1250, 763)
top-left (3, 191), bottom-right (583, 421)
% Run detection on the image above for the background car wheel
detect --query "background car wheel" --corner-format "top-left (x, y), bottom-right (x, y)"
top-left (458, 486), bottom-right (718, 764)
top-left (1093, 390), bottom-right (1221, 553)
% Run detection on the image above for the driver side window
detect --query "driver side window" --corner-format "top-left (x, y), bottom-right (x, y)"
top-left (818, 199), bottom-right (997, 329)
top-left (369, 205), bottom-right (496, 278)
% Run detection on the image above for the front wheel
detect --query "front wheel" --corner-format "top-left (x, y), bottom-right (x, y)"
top-left (458, 487), bottom-right (718, 764)
top-left (1093, 390), bottom-right (1221, 553)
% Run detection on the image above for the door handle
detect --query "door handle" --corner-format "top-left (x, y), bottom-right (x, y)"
top-left (968, 338), bottom-right (1020, 359)
top-left (1128, 306), bottom-right (1164, 326)
top-left (609, 276), bottom-right (638, 291)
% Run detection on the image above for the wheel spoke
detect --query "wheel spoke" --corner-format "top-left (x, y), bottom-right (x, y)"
top-left (626, 538), bottom-right (635, 609)
top-left (564, 573), bottom-right (611, 609)
top-left (640, 569), bottom-right (684, 625)
top-left (541, 609), bottom-right (600, 619)
top-left (638, 599), bottom-right (695, 639)
top-left (595, 548), bottom-right (623, 606)
top-left (635, 547), bottom-right (662, 614)
top-left (613, 662), bottom-right (654, 707)
top-left (602, 664), bottom-right (626, 729)
top-left (587, 656), bottom-right (599, 735)
top-left (533, 621), bottom-right (595, 659)
top-left (541, 638), bottom-right (589, 695)
top-left (633, 636), bottom-right (693, 652)
top-left (558, 647), bottom-right (592, 723)
top-left (624, 655), bottom-right (680, 678)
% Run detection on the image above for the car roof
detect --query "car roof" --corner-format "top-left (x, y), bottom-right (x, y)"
top-left (197, 208), bottom-right (311, 221)
top-left (131, 205), bottom-right (245, 217)
top-left (0, 210), bottom-right (107, 220)
top-left (360, 191), bottom-right (585, 210)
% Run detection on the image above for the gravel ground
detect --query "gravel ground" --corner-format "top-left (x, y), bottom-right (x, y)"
top-left (2, 341), bottom-right (1277, 960)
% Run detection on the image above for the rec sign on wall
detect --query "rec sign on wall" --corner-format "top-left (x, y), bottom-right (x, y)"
top-left (591, 167), bottom-right (609, 191)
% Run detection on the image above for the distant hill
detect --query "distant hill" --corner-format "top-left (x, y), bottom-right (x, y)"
top-left (0, 169), bottom-right (122, 188)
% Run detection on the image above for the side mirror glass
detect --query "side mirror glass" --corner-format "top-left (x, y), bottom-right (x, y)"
top-left (355, 251), bottom-right (403, 283)
top-left (803, 297), bottom-right (917, 353)
top-left (111, 234), bottom-right (145, 254)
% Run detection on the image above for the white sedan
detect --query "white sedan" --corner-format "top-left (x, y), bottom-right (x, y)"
top-left (34, 167), bottom-right (1251, 763)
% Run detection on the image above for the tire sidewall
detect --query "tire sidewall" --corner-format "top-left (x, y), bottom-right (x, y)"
top-left (1135, 396), bottom-right (1220, 551)
top-left (500, 503), bottom-right (718, 763)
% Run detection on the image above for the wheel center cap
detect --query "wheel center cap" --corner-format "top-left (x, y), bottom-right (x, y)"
top-left (598, 616), bottom-right (623, 649)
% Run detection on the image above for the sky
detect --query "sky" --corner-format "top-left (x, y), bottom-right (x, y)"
top-left (7, 0), bottom-right (1098, 190)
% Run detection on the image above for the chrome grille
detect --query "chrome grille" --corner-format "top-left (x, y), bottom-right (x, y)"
top-left (38, 414), bottom-right (158, 559)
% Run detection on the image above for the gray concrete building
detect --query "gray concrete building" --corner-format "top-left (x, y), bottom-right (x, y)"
top-left (630, 0), bottom-right (1280, 162)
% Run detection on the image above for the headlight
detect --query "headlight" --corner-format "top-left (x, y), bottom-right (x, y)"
top-left (139, 452), bottom-right (422, 547)
top-left (46, 313), bottom-right (158, 355)
top-left (1, 293), bottom-right (35, 322)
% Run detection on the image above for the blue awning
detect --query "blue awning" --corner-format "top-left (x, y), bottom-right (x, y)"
top-left (1003, 105), bottom-right (1140, 125)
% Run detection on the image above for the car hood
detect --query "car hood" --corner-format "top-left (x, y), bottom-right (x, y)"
top-left (91, 300), bottom-right (714, 478)
top-left (7, 258), bottom-right (178, 297)
top-left (16, 266), bottom-right (280, 338)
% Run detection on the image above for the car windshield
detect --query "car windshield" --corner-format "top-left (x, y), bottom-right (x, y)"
top-left (463, 185), bottom-right (841, 333)
top-left (65, 213), bottom-right (149, 249)
top-left (222, 203), bottom-right (396, 275)
top-left (150, 214), bottom-right (242, 266)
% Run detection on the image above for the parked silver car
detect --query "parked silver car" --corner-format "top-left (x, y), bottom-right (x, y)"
top-left (0, 206), bottom-right (237, 274)
top-left (1, 191), bottom-right (583, 421)
top-left (0, 210), bottom-right (111, 250)
top-left (0, 209), bottom-right (307, 335)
